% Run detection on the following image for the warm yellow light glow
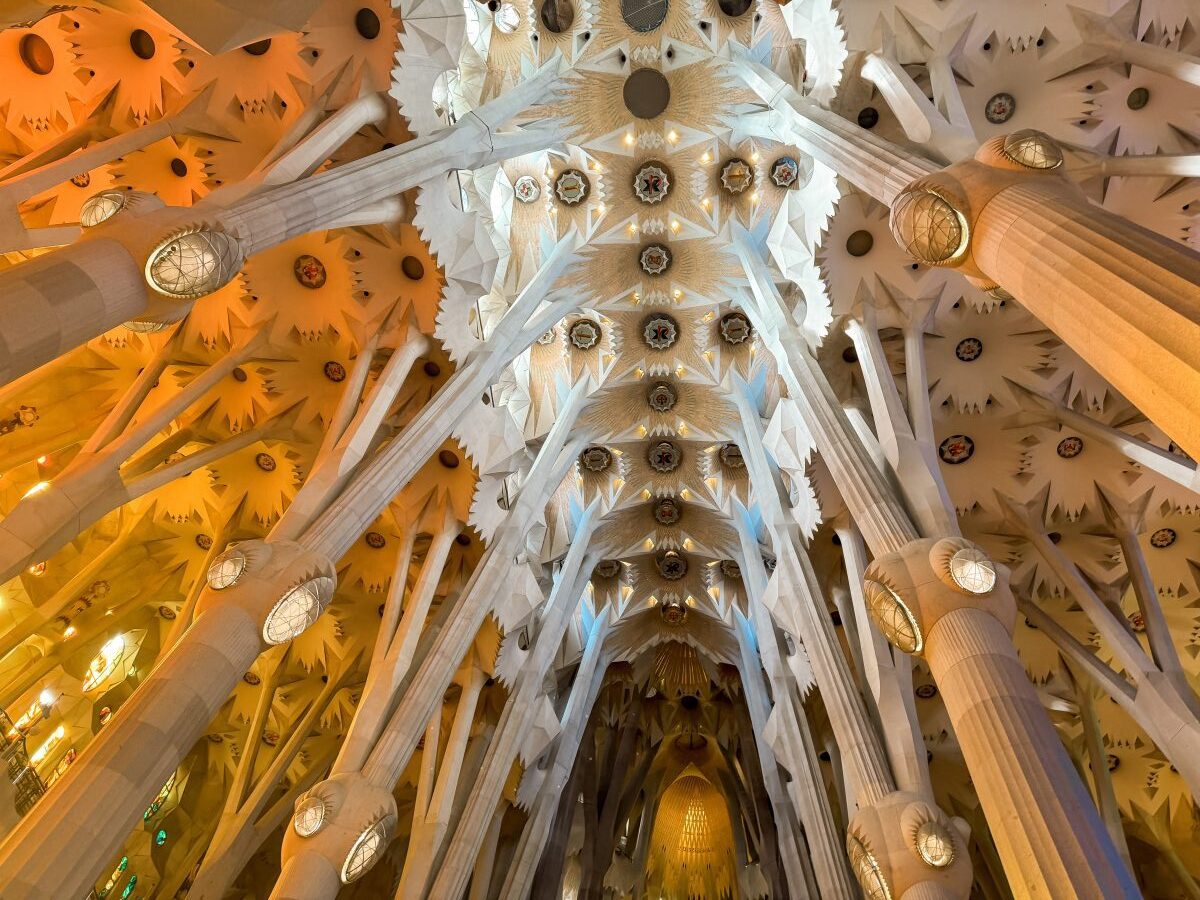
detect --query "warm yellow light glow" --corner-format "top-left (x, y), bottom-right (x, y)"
top-left (82, 634), bottom-right (126, 691)
top-left (30, 725), bottom-right (65, 766)
top-left (685, 596), bottom-right (696, 606)
top-left (680, 489), bottom-right (691, 500)
top-left (675, 366), bottom-right (685, 377)
top-left (23, 480), bottom-right (50, 498)
top-left (624, 132), bottom-right (635, 146)
top-left (672, 289), bottom-right (682, 299)
top-left (641, 489), bottom-right (652, 500)
top-left (701, 151), bottom-right (712, 163)
top-left (63, 626), bottom-right (76, 638)
top-left (751, 151), bottom-right (761, 163)
top-left (667, 130), bottom-right (678, 143)
top-left (670, 220), bottom-right (680, 231)
top-left (683, 538), bottom-right (694, 550)
top-left (702, 197), bottom-right (711, 208)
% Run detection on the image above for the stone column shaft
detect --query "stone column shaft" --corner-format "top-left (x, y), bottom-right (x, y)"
top-left (0, 238), bottom-right (145, 388)
top-left (926, 608), bottom-right (1139, 898)
top-left (972, 180), bottom-right (1200, 458)
top-left (424, 517), bottom-right (603, 900)
top-left (0, 606), bottom-right (260, 899)
top-left (498, 613), bottom-right (612, 900)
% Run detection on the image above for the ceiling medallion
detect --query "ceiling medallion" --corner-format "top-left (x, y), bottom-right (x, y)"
top-left (71, 172), bottom-right (91, 189)
top-left (720, 559), bottom-right (741, 579)
top-left (536, 328), bottom-right (557, 345)
top-left (364, 532), bottom-right (387, 549)
top-left (513, 175), bottom-right (541, 204)
top-left (763, 556), bottom-right (776, 573)
top-left (595, 559), bottom-right (621, 578)
top-left (720, 158), bottom-right (754, 194)
top-left (569, 319), bottom-right (601, 350)
top-left (634, 162), bottom-right (671, 204)
top-left (657, 550), bottom-right (688, 580)
top-left (195, 534), bottom-right (213, 550)
top-left (719, 443), bottom-right (744, 469)
top-left (620, 0), bottom-right (668, 33)
top-left (719, 311), bottom-right (752, 345)
top-left (639, 244), bottom-right (672, 276)
top-left (1056, 436), bottom-right (1084, 459)
top-left (955, 337), bottom-right (983, 362)
top-left (624, 68), bottom-right (671, 119)
top-left (1150, 527), bottom-right (1177, 548)
top-left (938, 434), bottom-right (975, 465)
top-left (915, 683), bottom-right (938, 699)
top-left (984, 92), bottom-right (1016, 124)
top-left (770, 156), bottom-right (800, 188)
top-left (293, 254), bottom-right (327, 289)
top-left (581, 445), bottom-right (612, 472)
top-left (1128, 611), bottom-right (1146, 633)
top-left (323, 361), bottom-right (347, 382)
top-left (642, 314), bottom-right (679, 350)
top-left (648, 441), bottom-right (682, 473)
top-left (647, 381), bottom-right (677, 412)
top-left (1127, 87), bottom-right (1150, 110)
top-left (554, 169), bottom-right (589, 205)
top-left (654, 497), bottom-right (682, 526)
top-left (660, 596), bottom-right (688, 625)
top-left (1001, 130), bottom-right (1064, 170)
top-left (256, 452), bottom-right (277, 472)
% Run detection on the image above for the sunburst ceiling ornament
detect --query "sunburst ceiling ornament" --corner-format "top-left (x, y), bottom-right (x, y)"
top-left (582, 446), bottom-right (613, 472)
top-left (555, 169), bottom-right (589, 205)
top-left (514, 175), bottom-right (541, 203)
top-left (718, 312), bottom-right (752, 345)
top-left (654, 497), bottom-right (682, 525)
top-left (640, 244), bottom-right (672, 276)
top-left (634, 162), bottom-right (671, 204)
top-left (647, 381), bottom-right (677, 412)
top-left (642, 314), bottom-right (678, 350)
top-left (720, 158), bottom-right (754, 194)
top-left (648, 441), bottom-right (682, 473)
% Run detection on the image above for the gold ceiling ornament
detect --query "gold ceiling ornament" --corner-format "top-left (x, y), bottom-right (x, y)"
top-left (914, 819), bottom-right (957, 868)
top-left (79, 189), bottom-right (130, 227)
top-left (1000, 129), bottom-right (1064, 170)
top-left (847, 831), bottom-right (893, 900)
top-left (145, 227), bottom-right (244, 300)
top-left (554, 168), bottom-right (590, 205)
top-left (634, 161), bottom-right (672, 203)
top-left (888, 187), bottom-right (969, 267)
top-left (862, 578), bottom-right (923, 654)
top-left (648, 772), bottom-right (738, 900)
top-left (720, 158), bottom-right (754, 194)
top-left (340, 813), bottom-right (397, 884)
top-left (660, 594), bottom-right (688, 624)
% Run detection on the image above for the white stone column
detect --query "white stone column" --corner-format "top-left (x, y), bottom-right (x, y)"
top-left (497, 610), bottom-right (612, 900)
top-left (423, 508), bottom-right (605, 900)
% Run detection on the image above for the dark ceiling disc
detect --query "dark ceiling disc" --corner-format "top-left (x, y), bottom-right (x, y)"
top-left (624, 68), bottom-right (671, 119)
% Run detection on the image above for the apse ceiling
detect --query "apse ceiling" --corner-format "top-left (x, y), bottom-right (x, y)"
top-left (0, 0), bottom-right (1197, 896)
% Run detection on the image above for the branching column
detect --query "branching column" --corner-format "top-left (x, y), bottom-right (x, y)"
top-left (0, 59), bottom-right (569, 387)
top-left (0, 540), bottom-right (335, 900)
top-left (733, 246), bottom-right (1138, 895)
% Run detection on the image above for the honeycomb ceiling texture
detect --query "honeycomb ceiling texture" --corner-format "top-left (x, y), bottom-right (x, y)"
top-left (0, 0), bottom-right (1196, 898)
